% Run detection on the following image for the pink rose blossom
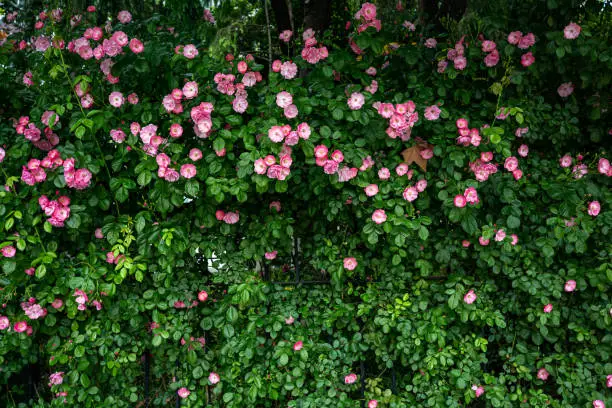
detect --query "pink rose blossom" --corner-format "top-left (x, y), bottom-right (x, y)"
top-left (472, 385), bottom-right (485, 397)
top-left (177, 388), bottom-right (190, 399)
top-left (564, 280), bottom-right (576, 292)
top-left (425, 38), bottom-right (437, 48)
top-left (265, 251), bottom-right (278, 260)
top-left (378, 168), bottom-right (390, 180)
top-left (183, 44), bottom-right (199, 59)
top-left (364, 184), bottom-right (378, 197)
top-left (564, 22), bottom-right (581, 40)
top-left (344, 373), bottom-right (357, 384)
top-left (587, 201), bottom-right (600, 216)
top-left (403, 186), bottom-right (419, 202)
top-left (343, 257), bottom-right (358, 270)
top-left (518, 33), bottom-right (535, 49)
top-left (454, 195), bottom-right (467, 208)
top-left (508, 31), bottom-right (522, 45)
top-left (284, 104), bottom-right (298, 119)
top-left (0, 316), bottom-right (9, 330)
top-left (504, 156), bottom-right (519, 172)
top-left (276, 91), bottom-right (293, 108)
top-left (557, 82), bottom-right (574, 97)
top-left (279, 30), bottom-right (293, 43)
top-left (180, 164), bottom-right (197, 179)
top-left (559, 155), bottom-right (572, 168)
top-left (117, 10), bottom-right (132, 23)
top-left (543, 303), bottom-right (553, 313)
top-left (108, 91), bottom-right (124, 108)
top-left (49, 372), bottom-right (64, 387)
top-left (521, 52), bottom-right (535, 67)
top-left (537, 368), bottom-right (549, 380)
top-left (392, 164), bottom-right (407, 177)
top-left (347, 92), bottom-right (365, 110)
top-left (464, 290), bottom-right (477, 304)
top-left (280, 61), bottom-right (298, 79)
top-left (424, 105), bottom-right (441, 121)
top-left (293, 340), bottom-right (303, 351)
top-left (2, 246), bottom-right (16, 258)
top-left (209, 372), bottom-right (220, 385)
top-left (372, 209), bottom-right (387, 224)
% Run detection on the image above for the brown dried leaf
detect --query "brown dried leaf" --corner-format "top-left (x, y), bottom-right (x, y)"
top-left (401, 142), bottom-right (434, 172)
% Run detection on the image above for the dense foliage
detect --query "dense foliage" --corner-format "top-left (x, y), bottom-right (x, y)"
top-left (0, 1), bottom-right (611, 407)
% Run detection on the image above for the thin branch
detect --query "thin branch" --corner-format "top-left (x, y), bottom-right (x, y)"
top-left (264, 0), bottom-right (273, 74)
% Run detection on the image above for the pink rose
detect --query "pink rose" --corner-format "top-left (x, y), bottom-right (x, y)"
top-left (403, 186), bottom-right (419, 202)
top-left (293, 341), bottom-right (303, 351)
top-left (344, 373), bottom-right (357, 384)
top-left (364, 184), bottom-right (378, 197)
top-left (537, 368), bottom-right (549, 381)
top-left (343, 257), bottom-right (358, 271)
top-left (453, 195), bottom-right (467, 208)
top-left (564, 280), bottom-right (576, 292)
top-left (564, 22), bottom-right (581, 40)
top-left (208, 372), bottom-right (220, 385)
top-left (463, 290), bottom-right (477, 304)
top-left (177, 388), bottom-right (190, 399)
top-left (543, 303), bottom-right (553, 313)
top-left (587, 201), bottom-right (600, 217)
top-left (371, 209), bottom-right (387, 224)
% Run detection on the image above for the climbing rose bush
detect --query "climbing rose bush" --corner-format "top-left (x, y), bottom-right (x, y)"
top-left (0, 2), bottom-right (611, 407)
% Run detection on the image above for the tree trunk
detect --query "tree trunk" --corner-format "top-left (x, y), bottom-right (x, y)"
top-left (303, 0), bottom-right (332, 34)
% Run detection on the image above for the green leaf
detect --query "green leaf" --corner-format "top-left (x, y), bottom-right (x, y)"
top-left (185, 180), bottom-right (200, 197)
top-left (279, 353), bottom-right (289, 366)
top-left (193, 366), bottom-right (203, 379)
top-left (35, 265), bottom-right (46, 279)
top-left (507, 215), bottom-right (520, 229)
top-left (332, 108), bottom-right (344, 120)
top-left (418, 226), bottom-right (429, 240)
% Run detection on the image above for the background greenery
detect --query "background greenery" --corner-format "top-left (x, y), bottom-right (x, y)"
top-left (0, 0), bottom-right (611, 407)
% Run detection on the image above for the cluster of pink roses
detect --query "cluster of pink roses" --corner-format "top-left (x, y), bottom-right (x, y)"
top-left (374, 100), bottom-right (419, 140)
top-left (63, 158), bottom-right (93, 190)
top-left (190, 102), bottom-right (214, 139)
top-left (73, 288), bottom-right (102, 311)
top-left (1, 312), bottom-right (33, 335)
top-left (162, 81), bottom-right (198, 114)
top-left (313, 145), bottom-right (353, 180)
top-left (439, 37), bottom-right (468, 72)
top-left (39, 195), bottom-right (71, 227)
top-left (503, 153), bottom-right (525, 181)
top-left (255, 149), bottom-right (292, 181)
top-left (21, 149), bottom-right (62, 186)
top-left (354, 3), bottom-right (381, 33)
top-left (272, 60), bottom-right (298, 80)
top-left (275, 91), bottom-right (298, 118)
top-left (14, 115), bottom-right (60, 151)
top-left (215, 210), bottom-right (240, 225)
top-left (507, 31), bottom-right (536, 67)
top-left (300, 28), bottom-right (329, 64)
top-left (21, 297), bottom-right (47, 320)
top-left (481, 39), bottom-right (499, 67)
top-left (402, 179), bottom-right (428, 202)
top-left (455, 118), bottom-right (481, 147)
top-left (453, 187), bottom-right (479, 208)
